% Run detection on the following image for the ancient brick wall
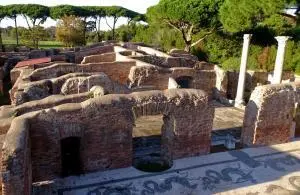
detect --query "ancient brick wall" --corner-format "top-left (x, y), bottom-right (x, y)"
top-left (214, 66), bottom-right (228, 101)
top-left (28, 61), bottom-right (136, 86)
top-left (81, 53), bottom-right (116, 64)
top-left (130, 56), bottom-right (197, 68)
top-left (292, 82), bottom-right (300, 137)
top-left (2, 89), bottom-right (213, 189)
top-left (88, 61), bottom-right (136, 85)
top-left (74, 45), bottom-right (114, 63)
top-left (242, 84), bottom-right (295, 146)
top-left (226, 70), bottom-right (295, 101)
top-left (12, 70), bottom-right (131, 105)
top-left (137, 46), bottom-right (170, 57)
top-left (129, 66), bottom-right (216, 98)
top-left (1, 117), bottom-right (31, 195)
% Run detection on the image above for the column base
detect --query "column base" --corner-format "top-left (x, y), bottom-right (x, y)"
top-left (234, 99), bottom-right (245, 108)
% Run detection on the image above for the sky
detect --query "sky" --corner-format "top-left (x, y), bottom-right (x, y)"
top-left (0, 0), bottom-right (160, 29)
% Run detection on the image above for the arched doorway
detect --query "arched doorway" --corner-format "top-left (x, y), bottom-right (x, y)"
top-left (61, 137), bottom-right (82, 177)
top-left (176, 76), bottom-right (193, 88)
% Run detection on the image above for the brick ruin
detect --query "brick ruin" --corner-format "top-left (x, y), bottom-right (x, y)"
top-left (0, 42), bottom-right (299, 195)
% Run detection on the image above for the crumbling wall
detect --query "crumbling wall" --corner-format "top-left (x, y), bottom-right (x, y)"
top-left (3, 89), bottom-right (213, 187)
top-left (1, 117), bottom-right (31, 195)
top-left (28, 61), bottom-right (136, 85)
top-left (242, 84), bottom-right (295, 146)
top-left (214, 66), bottom-right (228, 102)
top-left (227, 70), bottom-right (295, 101)
top-left (61, 74), bottom-right (130, 95)
top-left (130, 56), bottom-right (197, 68)
top-left (81, 53), bottom-right (116, 64)
top-left (129, 66), bottom-right (216, 97)
top-left (292, 82), bottom-right (300, 137)
top-left (137, 46), bottom-right (170, 57)
top-left (74, 45), bottom-right (115, 63)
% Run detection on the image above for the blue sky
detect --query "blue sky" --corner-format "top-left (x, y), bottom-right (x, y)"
top-left (0, 0), bottom-right (159, 29)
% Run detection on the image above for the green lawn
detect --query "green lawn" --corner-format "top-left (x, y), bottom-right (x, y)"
top-left (2, 39), bottom-right (64, 49)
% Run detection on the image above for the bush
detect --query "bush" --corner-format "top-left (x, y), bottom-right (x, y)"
top-left (222, 57), bottom-right (240, 71)
top-left (133, 24), bottom-right (184, 51)
top-left (201, 32), bottom-right (242, 64)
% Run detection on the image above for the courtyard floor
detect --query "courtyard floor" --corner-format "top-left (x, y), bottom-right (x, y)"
top-left (132, 101), bottom-right (245, 138)
top-left (33, 140), bottom-right (300, 195)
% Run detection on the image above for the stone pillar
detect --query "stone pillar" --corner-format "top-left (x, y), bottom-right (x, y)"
top-left (272, 36), bottom-right (290, 84)
top-left (235, 34), bottom-right (252, 107)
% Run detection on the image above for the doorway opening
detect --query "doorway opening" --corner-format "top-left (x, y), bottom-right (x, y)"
top-left (132, 114), bottom-right (172, 172)
top-left (61, 137), bottom-right (82, 177)
top-left (176, 76), bottom-right (193, 88)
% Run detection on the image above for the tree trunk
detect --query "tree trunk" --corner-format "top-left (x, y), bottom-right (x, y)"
top-left (112, 17), bottom-right (117, 40)
top-left (97, 17), bottom-right (101, 42)
top-left (14, 17), bottom-right (19, 46)
top-left (183, 34), bottom-right (192, 52)
top-left (83, 18), bottom-right (87, 46)
top-left (184, 42), bottom-right (192, 52)
top-left (0, 27), bottom-right (3, 52)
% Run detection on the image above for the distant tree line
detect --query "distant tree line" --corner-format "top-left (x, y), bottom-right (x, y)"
top-left (128, 0), bottom-right (300, 73)
top-left (0, 4), bottom-right (144, 48)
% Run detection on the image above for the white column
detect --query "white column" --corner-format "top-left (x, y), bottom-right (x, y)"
top-left (235, 34), bottom-right (252, 107)
top-left (272, 36), bottom-right (290, 84)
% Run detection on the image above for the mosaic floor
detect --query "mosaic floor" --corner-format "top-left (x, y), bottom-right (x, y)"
top-left (33, 140), bottom-right (300, 195)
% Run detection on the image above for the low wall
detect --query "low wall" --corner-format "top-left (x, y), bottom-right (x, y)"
top-left (81, 53), bottom-right (116, 64)
top-left (74, 45), bottom-right (114, 64)
top-left (129, 66), bottom-right (216, 97)
top-left (242, 83), bottom-right (295, 146)
top-left (1, 89), bottom-right (213, 194)
top-left (130, 55), bottom-right (197, 68)
top-left (28, 61), bottom-right (136, 86)
top-left (226, 71), bottom-right (295, 101)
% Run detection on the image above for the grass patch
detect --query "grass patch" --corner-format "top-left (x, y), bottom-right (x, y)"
top-left (3, 39), bottom-right (64, 49)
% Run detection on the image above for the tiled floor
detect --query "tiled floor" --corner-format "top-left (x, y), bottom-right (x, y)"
top-left (33, 140), bottom-right (300, 195)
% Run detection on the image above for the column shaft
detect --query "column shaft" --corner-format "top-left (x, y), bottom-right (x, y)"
top-left (235, 34), bottom-right (252, 107)
top-left (272, 36), bottom-right (290, 84)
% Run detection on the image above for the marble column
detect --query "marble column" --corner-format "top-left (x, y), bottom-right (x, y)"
top-left (272, 36), bottom-right (290, 84)
top-left (235, 34), bottom-right (252, 107)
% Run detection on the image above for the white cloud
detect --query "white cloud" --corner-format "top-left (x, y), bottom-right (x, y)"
top-left (0, 0), bottom-right (159, 29)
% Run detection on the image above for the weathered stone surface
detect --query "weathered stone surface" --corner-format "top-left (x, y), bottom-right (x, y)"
top-left (74, 45), bottom-right (114, 63)
top-left (1, 89), bottom-right (213, 194)
top-left (129, 65), bottom-right (216, 98)
top-left (169, 48), bottom-right (199, 61)
top-left (28, 50), bottom-right (47, 59)
top-left (81, 53), bottom-right (116, 64)
top-left (131, 55), bottom-right (197, 68)
top-left (61, 74), bottom-right (113, 95)
top-left (90, 86), bottom-right (105, 97)
top-left (28, 61), bottom-right (136, 85)
top-left (1, 117), bottom-right (31, 195)
top-left (61, 73), bottom-right (130, 95)
top-left (242, 83), bottom-right (295, 146)
top-left (214, 66), bottom-right (228, 102)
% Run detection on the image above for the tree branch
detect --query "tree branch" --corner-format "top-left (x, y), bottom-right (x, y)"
top-left (190, 30), bottom-right (214, 47)
top-left (23, 15), bottom-right (32, 30)
top-left (186, 24), bottom-right (194, 42)
top-left (164, 19), bottom-right (181, 33)
top-left (105, 17), bottom-right (113, 30)
top-left (37, 19), bottom-right (43, 26)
